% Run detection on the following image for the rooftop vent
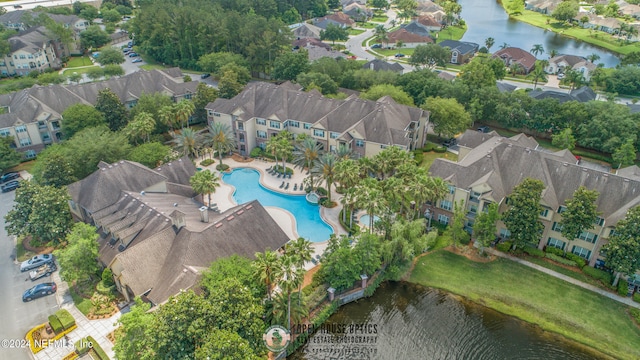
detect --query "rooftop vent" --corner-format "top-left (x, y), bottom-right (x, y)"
top-left (173, 203), bottom-right (178, 207)
top-left (140, 191), bottom-right (145, 195)
top-left (215, 222), bottom-right (223, 228)
top-left (563, 163), bottom-right (568, 167)
top-left (236, 210), bottom-right (244, 215)
top-left (226, 215), bottom-right (235, 221)
top-left (245, 205), bottom-right (253, 210)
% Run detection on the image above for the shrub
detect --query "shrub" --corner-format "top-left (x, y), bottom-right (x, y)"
top-left (634, 293), bottom-right (640, 303)
top-left (412, 150), bottom-right (423, 165)
top-left (274, 165), bottom-right (293, 175)
top-left (216, 164), bottom-right (230, 171)
top-left (250, 147), bottom-right (263, 158)
top-left (496, 241), bottom-right (512, 253)
top-left (582, 266), bottom-right (613, 284)
top-left (315, 187), bottom-right (328, 196)
top-left (618, 279), bottom-right (629, 296)
top-left (459, 235), bottom-right (471, 245)
top-left (87, 336), bottom-right (108, 360)
top-left (631, 308), bottom-right (640, 323)
top-left (565, 253), bottom-right (587, 268)
top-left (75, 338), bottom-right (90, 355)
top-left (433, 146), bottom-right (447, 153)
top-left (545, 253), bottom-right (578, 266)
top-left (544, 246), bottom-right (564, 256)
top-left (423, 142), bottom-right (435, 152)
top-left (101, 268), bottom-right (115, 287)
top-left (523, 246), bottom-right (545, 258)
top-left (48, 315), bottom-right (64, 334)
top-left (96, 281), bottom-right (114, 295)
top-left (200, 159), bottom-right (215, 166)
top-left (55, 309), bottom-right (76, 330)
top-left (338, 209), bottom-right (358, 234)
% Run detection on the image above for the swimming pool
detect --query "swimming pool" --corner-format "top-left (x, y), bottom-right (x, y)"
top-left (360, 214), bottom-right (381, 228)
top-left (222, 168), bottom-right (333, 242)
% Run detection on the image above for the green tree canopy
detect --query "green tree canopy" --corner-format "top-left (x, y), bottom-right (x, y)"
top-left (421, 96), bottom-right (472, 138)
top-left (552, 128), bottom-right (576, 151)
top-left (126, 142), bottom-right (172, 168)
top-left (552, 0), bottom-right (579, 21)
top-left (54, 222), bottom-right (99, 283)
top-left (80, 25), bottom-right (111, 48)
top-left (95, 88), bottom-right (128, 131)
top-left (360, 84), bottom-right (414, 105)
top-left (560, 186), bottom-right (600, 249)
top-left (502, 178), bottom-right (545, 249)
top-left (473, 202), bottom-right (500, 254)
top-left (189, 169), bottom-right (220, 208)
top-left (320, 23), bottom-right (349, 44)
top-left (409, 44), bottom-right (451, 68)
top-left (603, 206), bottom-right (640, 285)
top-left (33, 153), bottom-right (76, 187)
top-left (0, 136), bottom-right (22, 174)
top-left (97, 47), bottom-right (125, 65)
top-left (61, 103), bottom-right (106, 138)
top-left (192, 83), bottom-right (219, 123)
top-left (612, 138), bottom-right (637, 169)
top-left (272, 50), bottom-right (310, 81)
top-left (296, 72), bottom-right (339, 95)
top-left (103, 64), bottom-right (125, 77)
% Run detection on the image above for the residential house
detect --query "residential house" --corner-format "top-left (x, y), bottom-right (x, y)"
top-left (293, 38), bottom-right (331, 51)
top-left (437, 71), bottom-right (455, 81)
top-left (304, 46), bottom-right (346, 61)
top-left (575, 13), bottom-right (621, 34)
top-left (528, 86), bottom-right (597, 103)
top-left (525, 0), bottom-right (562, 14)
top-left (617, 1), bottom-right (640, 19)
top-left (362, 59), bottom-right (404, 73)
top-left (437, 40), bottom-right (479, 64)
top-left (387, 28), bottom-right (434, 48)
top-left (546, 54), bottom-right (597, 81)
top-left (0, 10), bottom-right (90, 32)
top-left (205, 82), bottom-right (430, 158)
top-left (416, 0), bottom-right (446, 22)
top-left (429, 130), bottom-right (640, 268)
top-left (343, 3), bottom-right (373, 22)
top-left (340, 0), bottom-right (366, 6)
top-left (415, 14), bottom-right (443, 31)
top-left (492, 47), bottom-right (537, 74)
top-left (496, 81), bottom-right (517, 93)
top-left (314, 12), bottom-right (355, 29)
top-left (292, 23), bottom-right (323, 40)
top-left (0, 68), bottom-right (199, 158)
top-left (67, 158), bottom-right (291, 305)
top-left (1, 27), bottom-right (63, 77)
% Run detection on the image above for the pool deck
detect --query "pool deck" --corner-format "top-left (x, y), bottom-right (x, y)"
top-left (198, 156), bottom-right (348, 268)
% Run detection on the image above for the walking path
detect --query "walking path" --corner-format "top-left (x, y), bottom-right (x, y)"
top-left (486, 248), bottom-right (640, 309)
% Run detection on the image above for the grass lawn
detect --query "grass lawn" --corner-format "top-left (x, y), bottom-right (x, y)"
top-left (409, 250), bottom-right (640, 360)
top-left (356, 22), bottom-right (377, 29)
top-left (436, 24), bottom-right (467, 42)
top-left (9, 160), bottom-right (36, 174)
top-left (371, 15), bottom-right (388, 22)
top-left (16, 241), bottom-right (33, 262)
top-left (66, 56), bottom-right (92, 68)
top-left (524, 255), bottom-right (612, 290)
top-left (348, 28), bottom-right (365, 36)
top-left (420, 150), bottom-right (458, 171)
top-left (62, 66), bottom-right (100, 75)
top-left (139, 64), bottom-right (166, 71)
top-left (70, 287), bottom-right (92, 316)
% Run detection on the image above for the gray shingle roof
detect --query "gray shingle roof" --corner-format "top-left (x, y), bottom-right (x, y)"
top-left (362, 59), bottom-right (404, 72)
top-left (437, 40), bottom-right (479, 55)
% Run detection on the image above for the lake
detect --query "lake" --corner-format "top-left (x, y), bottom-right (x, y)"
top-left (291, 282), bottom-right (608, 360)
top-left (457, 0), bottom-right (621, 67)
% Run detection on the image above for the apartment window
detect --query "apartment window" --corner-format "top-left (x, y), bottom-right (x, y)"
top-left (313, 129), bottom-right (325, 137)
top-left (269, 120), bottom-right (280, 129)
top-left (0, 128), bottom-right (10, 136)
top-left (572, 245), bottom-right (592, 260)
top-left (257, 130), bottom-right (267, 139)
top-left (551, 222), bottom-right (564, 232)
top-left (238, 134), bottom-right (245, 143)
top-left (304, 123), bottom-right (311, 129)
top-left (578, 231), bottom-right (598, 244)
top-left (19, 138), bottom-right (31, 146)
top-left (468, 204), bottom-right (478, 214)
top-left (213, 112), bottom-right (221, 117)
top-left (439, 200), bottom-right (452, 211)
top-left (609, 229), bottom-right (616, 237)
top-left (557, 205), bottom-right (567, 213)
top-left (380, 145), bottom-right (387, 149)
top-left (547, 237), bottom-right (565, 250)
top-left (499, 228), bottom-right (511, 239)
top-left (438, 214), bottom-right (449, 225)
top-left (237, 122), bottom-right (244, 131)
top-left (25, 150), bottom-right (36, 159)
top-left (256, 118), bottom-right (266, 125)
top-left (15, 125), bottom-right (26, 133)
top-left (19, 55), bottom-right (25, 59)
top-left (51, 121), bottom-right (60, 130)
top-left (288, 120), bottom-right (300, 128)
top-left (183, 94), bottom-right (192, 100)
top-left (594, 217), bottom-right (604, 226)
top-left (330, 132), bottom-right (340, 139)
top-left (355, 139), bottom-right (365, 147)
top-left (28, 55), bottom-right (33, 59)
top-left (448, 185), bottom-right (455, 194)
top-left (539, 209), bottom-right (549, 217)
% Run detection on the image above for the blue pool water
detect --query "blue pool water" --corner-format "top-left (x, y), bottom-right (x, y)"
top-left (222, 168), bottom-right (333, 242)
top-left (360, 215), bottom-right (381, 228)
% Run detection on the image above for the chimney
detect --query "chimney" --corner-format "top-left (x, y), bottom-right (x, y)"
top-left (199, 206), bottom-right (209, 223)
top-left (169, 210), bottom-right (186, 229)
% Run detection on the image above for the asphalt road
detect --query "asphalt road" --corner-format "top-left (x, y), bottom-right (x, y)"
top-left (0, 190), bottom-right (58, 360)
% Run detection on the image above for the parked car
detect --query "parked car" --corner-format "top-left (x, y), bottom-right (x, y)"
top-left (557, 73), bottom-right (565, 80)
top-left (127, 41), bottom-right (133, 47)
top-left (371, 44), bottom-right (382, 49)
top-left (395, 53), bottom-right (406, 58)
top-left (200, 73), bottom-right (211, 79)
top-left (442, 138), bottom-right (457, 147)
top-left (132, 58), bottom-right (143, 63)
top-left (22, 283), bottom-right (57, 302)
top-left (0, 172), bottom-right (20, 183)
top-left (477, 126), bottom-right (491, 133)
top-left (20, 254), bottom-right (54, 272)
top-left (1, 180), bottom-right (20, 193)
top-left (29, 263), bottom-right (57, 281)
top-left (128, 53), bottom-right (138, 57)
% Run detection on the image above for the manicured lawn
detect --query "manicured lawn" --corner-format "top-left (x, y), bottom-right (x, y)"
top-left (420, 150), bottom-right (457, 171)
top-left (62, 66), bottom-right (100, 75)
top-left (524, 255), bottom-right (612, 290)
top-left (371, 15), bottom-right (388, 22)
top-left (409, 250), bottom-right (640, 360)
top-left (348, 28), bottom-right (365, 36)
top-left (139, 64), bottom-right (166, 71)
top-left (356, 22), bottom-right (377, 29)
top-left (9, 160), bottom-right (36, 173)
top-left (436, 24), bottom-right (467, 42)
top-left (70, 287), bottom-right (92, 316)
top-left (66, 56), bottom-right (92, 67)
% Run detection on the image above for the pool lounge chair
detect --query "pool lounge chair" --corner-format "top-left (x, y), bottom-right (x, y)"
top-left (266, 166), bottom-right (272, 172)
top-left (277, 173), bottom-right (282, 178)
top-left (294, 184), bottom-right (298, 191)
top-left (285, 183), bottom-right (289, 190)
top-left (287, 173), bottom-right (291, 179)
top-left (279, 181), bottom-right (285, 188)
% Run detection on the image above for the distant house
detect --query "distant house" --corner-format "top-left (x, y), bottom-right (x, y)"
top-left (293, 37), bottom-right (331, 51)
top-left (314, 12), bottom-right (355, 29)
top-left (0, 10), bottom-right (90, 32)
top-left (546, 54), bottom-right (597, 81)
top-left (618, 1), bottom-right (640, 19)
top-left (575, 13), bottom-right (621, 34)
top-left (343, 3), bottom-right (373, 22)
top-left (528, 86), bottom-right (597, 103)
top-left (416, 0), bottom-right (446, 22)
top-left (362, 59), bottom-right (404, 73)
top-left (304, 45), bottom-right (346, 61)
top-left (415, 15), bottom-right (443, 31)
top-left (292, 23), bottom-right (323, 39)
top-left (437, 71), bottom-right (455, 81)
top-left (400, 21), bottom-right (433, 38)
top-left (524, 0), bottom-right (562, 14)
top-left (492, 47), bottom-right (536, 74)
top-left (68, 158), bottom-right (291, 305)
top-left (437, 40), bottom-right (478, 64)
top-left (387, 28), bottom-right (434, 48)
top-left (1, 27), bottom-right (63, 76)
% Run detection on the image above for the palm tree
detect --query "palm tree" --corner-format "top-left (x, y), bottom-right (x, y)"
top-left (485, 37), bottom-right (495, 52)
top-left (124, 111), bottom-right (156, 144)
top-left (548, 49), bottom-right (559, 58)
top-left (509, 62), bottom-right (524, 75)
top-left (174, 99), bottom-right (195, 128)
top-left (530, 44), bottom-right (544, 57)
top-left (586, 53), bottom-right (600, 64)
top-left (355, 177), bottom-right (386, 233)
top-left (167, 127), bottom-right (203, 158)
top-left (205, 122), bottom-right (236, 166)
top-left (335, 143), bottom-right (354, 161)
top-left (312, 153), bottom-right (338, 203)
top-left (528, 65), bottom-right (548, 89)
top-left (267, 291), bottom-right (307, 327)
top-left (500, 42), bottom-right (510, 50)
top-left (277, 134), bottom-right (294, 175)
top-left (253, 249), bottom-right (280, 301)
top-left (286, 238), bottom-right (313, 306)
top-left (407, 174), bottom-right (431, 220)
top-left (266, 136), bottom-right (280, 170)
top-left (374, 24), bottom-right (388, 47)
top-left (293, 137), bottom-right (322, 188)
top-left (158, 105), bottom-right (176, 130)
top-left (334, 159), bottom-right (362, 222)
top-left (277, 255), bottom-right (303, 330)
top-left (189, 169), bottom-right (220, 207)
top-left (565, 69), bottom-right (585, 90)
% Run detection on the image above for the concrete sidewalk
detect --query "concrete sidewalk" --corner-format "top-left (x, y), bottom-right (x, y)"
top-left (486, 248), bottom-right (640, 309)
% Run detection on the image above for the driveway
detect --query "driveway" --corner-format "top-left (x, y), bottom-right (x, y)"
top-left (346, 8), bottom-right (397, 61)
top-left (0, 191), bottom-right (58, 360)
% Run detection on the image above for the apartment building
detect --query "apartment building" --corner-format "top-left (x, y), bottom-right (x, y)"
top-left (205, 82), bottom-right (430, 158)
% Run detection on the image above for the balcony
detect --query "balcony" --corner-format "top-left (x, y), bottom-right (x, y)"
top-left (469, 197), bottom-right (480, 204)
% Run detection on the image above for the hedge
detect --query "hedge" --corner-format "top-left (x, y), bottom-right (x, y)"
top-left (55, 309), bottom-right (75, 330)
top-left (433, 146), bottom-right (447, 153)
top-left (545, 253), bottom-right (578, 267)
top-left (544, 246), bottom-right (564, 256)
top-left (74, 338), bottom-right (91, 355)
top-left (250, 147), bottom-right (263, 157)
top-left (565, 253), bottom-right (587, 268)
top-left (618, 279), bottom-right (629, 296)
top-left (48, 315), bottom-right (64, 334)
top-left (200, 159), bottom-right (215, 166)
top-left (423, 142), bottom-right (435, 152)
top-left (523, 246), bottom-right (545, 258)
top-left (582, 266), bottom-right (613, 285)
top-left (496, 241), bottom-right (512, 253)
top-left (413, 150), bottom-right (423, 165)
top-left (216, 164), bottom-right (230, 171)
top-left (87, 336), bottom-right (108, 360)
top-left (315, 187), bottom-right (328, 196)
top-left (338, 209), bottom-right (359, 234)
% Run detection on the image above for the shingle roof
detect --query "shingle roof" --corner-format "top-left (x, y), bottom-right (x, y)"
top-left (387, 28), bottom-right (433, 44)
top-left (416, 14), bottom-right (442, 27)
top-left (400, 22), bottom-right (432, 37)
top-left (528, 86), bottom-right (596, 103)
top-left (362, 59), bottom-right (404, 72)
top-left (0, 10), bottom-right (84, 30)
top-left (437, 40), bottom-right (479, 55)
top-left (292, 23), bottom-right (323, 39)
top-left (430, 131), bottom-right (640, 225)
top-left (492, 47), bottom-right (537, 71)
top-left (8, 26), bottom-right (50, 53)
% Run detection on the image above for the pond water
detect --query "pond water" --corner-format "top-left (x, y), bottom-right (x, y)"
top-left (291, 282), bottom-right (607, 360)
top-left (458, 0), bottom-right (621, 67)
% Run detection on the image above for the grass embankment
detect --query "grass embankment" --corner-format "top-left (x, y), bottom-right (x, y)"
top-left (66, 56), bottom-right (92, 67)
top-left (409, 250), bottom-right (640, 360)
top-left (62, 67), bottom-right (101, 75)
top-left (436, 24), bottom-right (467, 42)
top-left (501, 0), bottom-right (640, 55)
top-left (420, 151), bottom-right (457, 170)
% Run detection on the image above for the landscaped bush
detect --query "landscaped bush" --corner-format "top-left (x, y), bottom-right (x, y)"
top-left (315, 187), bottom-right (328, 196)
top-left (101, 268), bottom-right (115, 287)
top-left (582, 266), bottom-right (613, 285)
top-left (565, 253), bottom-right (587, 268)
top-left (216, 163), bottom-right (230, 171)
top-left (250, 147), bottom-right (263, 158)
top-left (544, 246), bottom-right (564, 256)
top-left (413, 150), bottom-right (423, 165)
top-left (630, 308), bottom-right (640, 323)
top-left (423, 142), bottom-right (435, 152)
top-left (496, 241), bottom-right (512, 253)
top-left (618, 279), bottom-right (629, 296)
top-left (459, 235), bottom-right (471, 245)
top-left (75, 338), bottom-right (91, 355)
top-left (96, 281), bottom-right (114, 295)
top-left (200, 159), bottom-right (215, 166)
top-left (338, 209), bottom-right (358, 234)
top-left (87, 336), bottom-right (108, 360)
top-left (55, 309), bottom-right (75, 330)
top-left (545, 253), bottom-right (578, 267)
top-left (48, 315), bottom-right (64, 334)
top-left (524, 246), bottom-right (545, 258)
top-left (433, 146), bottom-right (447, 153)
top-left (633, 293), bottom-right (640, 303)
